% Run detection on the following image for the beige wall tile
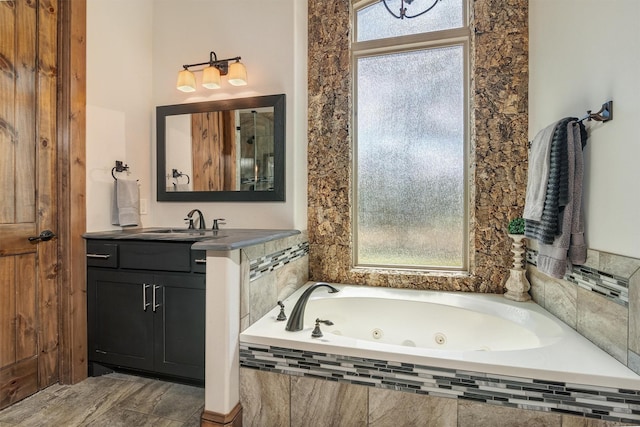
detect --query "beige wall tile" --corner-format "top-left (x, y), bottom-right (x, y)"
top-left (368, 388), bottom-right (456, 427)
top-left (598, 252), bottom-right (640, 279)
top-left (240, 369), bottom-right (290, 427)
top-left (562, 414), bottom-right (633, 426)
top-left (240, 250), bottom-right (251, 319)
top-left (527, 265), bottom-right (546, 307)
top-left (528, 267), bottom-right (578, 328)
top-left (458, 401), bottom-right (561, 427)
top-left (576, 287), bottom-right (628, 364)
top-left (290, 376), bottom-right (367, 427)
top-left (275, 256), bottom-right (309, 301)
top-left (629, 270), bottom-right (640, 353)
top-left (249, 273), bottom-right (277, 325)
top-left (627, 350), bottom-right (640, 376)
top-left (242, 244), bottom-right (265, 262)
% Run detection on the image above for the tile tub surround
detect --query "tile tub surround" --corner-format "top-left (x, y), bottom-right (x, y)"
top-left (239, 347), bottom-right (637, 426)
top-left (239, 284), bottom-right (640, 425)
top-left (240, 234), bottom-right (310, 330)
top-left (526, 247), bottom-right (640, 375)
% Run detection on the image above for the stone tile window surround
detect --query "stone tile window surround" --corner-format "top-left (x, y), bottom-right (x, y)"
top-left (308, 0), bottom-right (529, 291)
top-left (526, 245), bottom-right (640, 377)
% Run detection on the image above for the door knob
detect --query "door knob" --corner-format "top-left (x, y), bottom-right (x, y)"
top-left (28, 230), bottom-right (56, 242)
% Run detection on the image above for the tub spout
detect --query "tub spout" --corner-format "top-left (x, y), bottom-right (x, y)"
top-left (285, 282), bottom-right (339, 332)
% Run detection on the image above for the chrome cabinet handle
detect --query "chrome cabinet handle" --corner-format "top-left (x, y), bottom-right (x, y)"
top-left (152, 285), bottom-right (161, 312)
top-left (142, 284), bottom-right (150, 311)
top-left (194, 258), bottom-right (206, 264)
top-left (87, 253), bottom-right (111, 259)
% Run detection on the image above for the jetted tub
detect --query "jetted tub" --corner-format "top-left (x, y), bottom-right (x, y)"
top-left (241, 282), bottom-right (640, 390)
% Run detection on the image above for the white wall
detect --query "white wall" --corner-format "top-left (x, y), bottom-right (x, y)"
top-left (86, 0), bottom-right (308, 232)
top-left (150, 0), bottom-right (307, 230)
top-left (529, 0), bottom-right (640, 258)
top-left (86, 0), bottom-right (154, 231)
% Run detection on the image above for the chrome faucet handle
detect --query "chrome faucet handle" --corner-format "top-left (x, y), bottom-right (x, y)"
top-left (276, 301), bottom-right (287, 321)
top-left (311, 318), bottom-right (334, 338)
top-left (212, 218), bottom-right (226, 230)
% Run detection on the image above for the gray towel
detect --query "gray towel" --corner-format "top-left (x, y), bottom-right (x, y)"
top-left (524, 118), bottom-right (574, 243)
top-left (524, 120), bottom-right (559, 221)
top-left (111, 179), bottom-right (140, 227)
top-left (537, 121), bottom-right (587, 278)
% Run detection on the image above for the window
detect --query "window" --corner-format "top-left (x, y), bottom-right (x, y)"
top-left (353, 0), bottom-right (469, 271)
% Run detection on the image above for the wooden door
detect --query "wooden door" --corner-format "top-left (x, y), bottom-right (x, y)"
top-left (0, 0), bottom-right (59, 409)
top-left (191, 111), bottom-right (237, 191)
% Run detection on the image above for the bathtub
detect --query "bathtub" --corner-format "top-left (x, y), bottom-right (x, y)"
top-left (241, 283), bottom-right (640, 394)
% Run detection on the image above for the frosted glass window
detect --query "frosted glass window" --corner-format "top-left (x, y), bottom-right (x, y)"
top-left (355, 46), bottom-right (465, 269)
top-left (357, 0), bottom-right (463, 42)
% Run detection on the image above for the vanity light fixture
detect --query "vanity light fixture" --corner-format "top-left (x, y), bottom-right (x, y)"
top-left (382, 0), bottom-right (440, 19)
top-left (176, 51), bottom-right (247, 92)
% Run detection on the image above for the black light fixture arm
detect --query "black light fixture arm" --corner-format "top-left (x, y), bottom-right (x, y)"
top-left (382, 0), bottom-right (440, 19)
top-left (182, 51), bottom-right (242, 76)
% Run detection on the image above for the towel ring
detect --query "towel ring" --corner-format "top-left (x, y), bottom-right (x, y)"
top-left (112, 160), bottom-right (130, 180)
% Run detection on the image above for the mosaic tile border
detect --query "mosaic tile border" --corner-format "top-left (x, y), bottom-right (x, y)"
top-left (526, 249), bottom-right (629, 307)
top-left (249, 242), bottom-right (309, 282)
top-left (240, 342), bottom-right (640, 423)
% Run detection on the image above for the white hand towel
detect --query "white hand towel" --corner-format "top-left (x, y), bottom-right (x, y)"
top-left (523, 120), bottom-right (560, 221)
top-left (111, 179), bottom-right (140, 227)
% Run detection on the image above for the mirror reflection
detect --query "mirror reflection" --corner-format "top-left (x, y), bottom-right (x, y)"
top-left (165, 108), bottom-right (275, 192)
top-left (157, 94), bottom-right (285, 202)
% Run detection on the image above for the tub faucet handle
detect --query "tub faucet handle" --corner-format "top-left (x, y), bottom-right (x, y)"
top-left (276, 301), bottom-right (287, 321)
top-left (311, 318), bottom-right (334, 338)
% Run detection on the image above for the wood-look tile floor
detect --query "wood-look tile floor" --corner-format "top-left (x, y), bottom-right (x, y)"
top-left (0, 373), bottom-right (204, 426)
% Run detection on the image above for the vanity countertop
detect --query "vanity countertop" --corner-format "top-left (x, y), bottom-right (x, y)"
top-left (83, 228), bottom-right (300, 251)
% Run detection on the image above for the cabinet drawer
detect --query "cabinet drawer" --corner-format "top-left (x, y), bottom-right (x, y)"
top-left (191, 250), bottom-right (206, 273)
top-left (119, 241), bottom-right (192, 272)
top-left (86, 241), bottom-right (118, 268)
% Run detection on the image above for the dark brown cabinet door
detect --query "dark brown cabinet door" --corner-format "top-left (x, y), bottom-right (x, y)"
top-left (87, 270), bottom-right (154, 372)
top-left (153, 274), bottom-right (205, 380)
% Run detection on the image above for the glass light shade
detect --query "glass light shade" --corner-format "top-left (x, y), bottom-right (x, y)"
top-left (202, 65), bottom-right (221, 89)
top-left (227, 61), bottom-right (248, 86)
top-left (176, 69), bottom-right (196, 92)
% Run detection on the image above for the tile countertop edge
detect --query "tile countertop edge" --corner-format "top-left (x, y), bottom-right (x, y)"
top-left (82, 229), bottom-right (301, 251)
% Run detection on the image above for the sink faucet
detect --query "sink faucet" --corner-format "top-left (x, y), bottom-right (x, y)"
top-left (285, 282), bottom-right (339, 332)
top-left (185, 209), bottom-right (206, 229)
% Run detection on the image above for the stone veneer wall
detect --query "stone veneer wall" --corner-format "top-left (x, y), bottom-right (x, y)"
top-left (307, 0), bottom-right (529, 292)
top-left (239, 232), bottom-right (309, 332)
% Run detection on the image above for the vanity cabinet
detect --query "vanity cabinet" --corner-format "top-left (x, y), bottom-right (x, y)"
top-left (86, 240), bottom-right (205, 382)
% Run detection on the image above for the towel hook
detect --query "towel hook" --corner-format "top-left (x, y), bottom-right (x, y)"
top-left (111, 160), bottom-right (129, 180)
